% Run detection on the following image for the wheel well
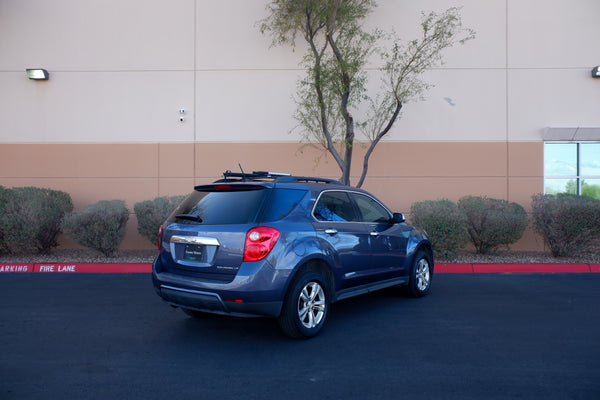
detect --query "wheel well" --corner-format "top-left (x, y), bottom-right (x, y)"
top-left (292, 259), bottom-right (336, 299)
top-left (416, 243), bottom-right (434, 270)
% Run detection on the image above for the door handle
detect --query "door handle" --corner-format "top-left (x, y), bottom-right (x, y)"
top-left (325, 229), bottom-right (338, 235)
top-left (370, 231), bottom-right (380, 236)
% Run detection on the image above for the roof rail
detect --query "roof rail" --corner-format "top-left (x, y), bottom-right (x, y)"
top-left (276, 176), bottom-right (342, 185)
top-left (214, 170), bottom-right (341, 185)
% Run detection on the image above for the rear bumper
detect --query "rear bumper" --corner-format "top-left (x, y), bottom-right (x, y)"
top-left (152, 256), bottom-right (287, 318)
top-left (156, 284), bottom-right (282, 318)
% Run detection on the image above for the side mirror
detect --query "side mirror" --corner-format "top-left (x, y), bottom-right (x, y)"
top-left (392, 212), bottom-right (405, 224)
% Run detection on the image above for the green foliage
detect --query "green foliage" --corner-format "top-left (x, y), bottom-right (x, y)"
top-left (62, 200), bottom-right (129, 257)
top-left (134, 195), bottom-right (185, 245)
top-left (457, 196), bottom-right (528, 254)
top-left (582, 180), bottom-right (600, 200)
top-left (564, 179), bottom-right (579, 195)
top-left (557, 180), bottom-right (600, 199)
top-left (261, 1), bottom-right (474, 186)
top-left (0, 187), bottom-right (73, 254)
top-left (409, 199), bottom-right (469, 259)
top-left (531, 193), bottom-right (600, 257)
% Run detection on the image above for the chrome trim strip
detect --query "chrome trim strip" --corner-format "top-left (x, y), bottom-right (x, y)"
top-left (161, 285), bottom-right (223, 299)
top-left (170, 235), bottom-right (220, 246)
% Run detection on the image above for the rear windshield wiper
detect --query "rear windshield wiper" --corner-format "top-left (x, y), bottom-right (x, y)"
top-left (175, 214), bottom-right (203, 223)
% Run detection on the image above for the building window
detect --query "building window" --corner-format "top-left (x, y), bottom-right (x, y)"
top-left (544, 142), bottom-right (600, 199)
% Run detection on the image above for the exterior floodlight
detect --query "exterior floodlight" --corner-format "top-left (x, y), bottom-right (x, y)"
top-left (26, 69), bottom-right (49, 80)
top-left (592, 66), bottom-right (600, 78)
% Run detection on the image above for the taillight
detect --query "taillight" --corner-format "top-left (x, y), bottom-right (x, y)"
top-left (243, 227), bottom-right (280, 262)
top-left (157, 225), bottom-right (163, 252)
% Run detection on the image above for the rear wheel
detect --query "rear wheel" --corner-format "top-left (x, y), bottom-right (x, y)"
top-left (405, 251), bottom-right (432, 297)
top-left (278, 271), bottom-right (329, 339)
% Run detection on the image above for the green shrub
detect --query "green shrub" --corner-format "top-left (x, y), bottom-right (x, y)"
top-left (531, 193), bottom-right (600, 257)
top-left (134, 195), bottom-right (185, 245)
top-left (0, 187), bottom-right (73, 254)
top-left (458, 195), bottom-right (528, 254)
top-left (62, 200), bottom-right (129, 257)
top-left (409, 199), bottom-right (470, 259)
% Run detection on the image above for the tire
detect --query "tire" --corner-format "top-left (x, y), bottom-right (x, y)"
top-left (277, 271), bottom-right (329, 339)
top-left (405, 251), bottom-right (433, 298)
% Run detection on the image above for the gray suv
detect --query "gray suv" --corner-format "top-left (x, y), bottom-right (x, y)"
top-left (152, 171), bottom-right (433, 339)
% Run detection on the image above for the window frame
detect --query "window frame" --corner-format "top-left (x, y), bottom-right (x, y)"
top-left (544, 141), bottom-right (600, 196)
top-left (311, 189), bottom-right (393, 223)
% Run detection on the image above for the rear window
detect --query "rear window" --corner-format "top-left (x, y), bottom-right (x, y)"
top-left (167, 188), bottom-right (268, 225)
top-left (261, 188), bottom-right (307, 222)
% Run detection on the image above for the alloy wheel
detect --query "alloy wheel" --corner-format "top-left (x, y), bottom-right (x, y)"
top-left (297, 282), bottom-right (326, 329)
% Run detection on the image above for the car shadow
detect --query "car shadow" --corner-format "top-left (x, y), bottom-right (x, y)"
top-left (161, 286), bottom-right (426, 343)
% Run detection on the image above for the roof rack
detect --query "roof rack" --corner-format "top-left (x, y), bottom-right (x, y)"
top-left (277, 176), bottom-right (342, 185)
top-left (215, 170), bottom-right (342, 185)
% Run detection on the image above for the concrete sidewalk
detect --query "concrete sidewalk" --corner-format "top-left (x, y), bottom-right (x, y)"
top-left (1, 262), bottom-right (599, 274)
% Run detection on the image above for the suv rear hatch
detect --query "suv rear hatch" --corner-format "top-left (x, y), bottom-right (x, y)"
top-left (159, 184), bottom-right (270, 281)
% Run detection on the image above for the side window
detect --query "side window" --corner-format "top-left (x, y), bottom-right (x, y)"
top-left (262, 188), bottom-right (307, 222)
top-left (313, 191), bottom-right (358, 222)
top-left (350, 193), bottom-right (391, 223)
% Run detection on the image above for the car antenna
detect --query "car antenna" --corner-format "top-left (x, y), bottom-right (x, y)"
top-left (238, 163), bottom-right (246, 176)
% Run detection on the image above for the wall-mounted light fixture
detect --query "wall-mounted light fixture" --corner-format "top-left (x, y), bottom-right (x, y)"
top-left (592, 66), bottom-right (600, 78)
top-left (26, 69), bottom-right (49, 80)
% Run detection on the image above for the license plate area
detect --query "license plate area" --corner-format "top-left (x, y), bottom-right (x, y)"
top-left (183, 244), bottom-right (204, 262)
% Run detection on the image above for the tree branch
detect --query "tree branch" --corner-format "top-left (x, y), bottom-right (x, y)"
top-left (357, 101), bottom-right (402, 188)
top-left (305, 10), bottom-right (344, 171)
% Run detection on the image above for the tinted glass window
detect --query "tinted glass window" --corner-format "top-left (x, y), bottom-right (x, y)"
top-left (167, 188), bottom-right (267, 225)
top-left (313, 191), bottom-right (358, 222)
top-left (544, 142), bottom-right (600, 198)
top-left (350, 193), bottom-right (391, 223)
top-left (581, 143), bottom-right (600, 176)
top-left (262, 188), bottom-right (307, 222)
top-left (544, 143), bottom-right (577, 177)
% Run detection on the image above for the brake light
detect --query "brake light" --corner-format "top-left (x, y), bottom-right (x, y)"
top-left (157, 225), bottom-right (163, 252)
top-left (244, 227), bottom-right (280, 262)
top-left (214, 184), bottom-right (232, 190)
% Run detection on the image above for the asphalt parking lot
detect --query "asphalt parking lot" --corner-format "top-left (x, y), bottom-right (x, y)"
top-left (1, 273), bottom-right (599, 400)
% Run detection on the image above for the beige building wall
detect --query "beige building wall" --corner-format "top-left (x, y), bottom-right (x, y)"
top-left (1, 0), bottom-right (599, 250)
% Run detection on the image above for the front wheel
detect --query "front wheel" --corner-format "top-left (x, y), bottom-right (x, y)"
top-left (405, 251), bottom-right (433, 297)
top-left (278, 271), bottom-right (329, 339)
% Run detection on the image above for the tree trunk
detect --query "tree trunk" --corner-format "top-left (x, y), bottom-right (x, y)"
top-left (341, 114), bottom-right (354, 185)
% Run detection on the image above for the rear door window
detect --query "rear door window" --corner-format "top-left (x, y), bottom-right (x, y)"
top-left (313, 191), bottom-right (359, 222)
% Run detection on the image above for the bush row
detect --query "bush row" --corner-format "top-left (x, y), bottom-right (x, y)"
top-left (2, 186), bottom-right (599, 258)
top-left (0, 186), bottom-right (184, 257)
top-left (410, 196), bottom-right (527, 258)
top-left (410, 194), bottom-right (600, 258)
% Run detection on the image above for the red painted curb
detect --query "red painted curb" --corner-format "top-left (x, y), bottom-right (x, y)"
top-left (436, 263), bottom-right (473, 273)
top-left (436, 263), bottom-right (599, 273)
top-left (0, 263), bottom-right (152, 273)
top-left (1, 262), bottom-right (599, 274)
top-left (0, 264), bottom-right (34, 273)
